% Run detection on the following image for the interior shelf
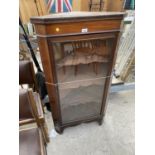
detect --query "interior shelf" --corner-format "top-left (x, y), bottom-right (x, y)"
top-left (56, 62), bottom-right (110, 90)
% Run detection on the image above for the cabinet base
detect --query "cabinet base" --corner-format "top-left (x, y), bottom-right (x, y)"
top-left (54, 116), bottom-right (104, 134)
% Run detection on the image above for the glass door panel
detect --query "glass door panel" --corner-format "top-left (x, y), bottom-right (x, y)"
top-left (51, 38), bottom-right (114, 123)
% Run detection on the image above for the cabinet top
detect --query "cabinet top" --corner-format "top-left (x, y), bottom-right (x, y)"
top-left (31, 11), bottom-right (125, 24)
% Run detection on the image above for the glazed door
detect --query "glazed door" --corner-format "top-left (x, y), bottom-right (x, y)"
top-left (48, 34), bottom-right (116, 124)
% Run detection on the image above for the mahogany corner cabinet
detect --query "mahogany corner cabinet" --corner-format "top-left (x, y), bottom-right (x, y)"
top-left (31, 12), bottom-right (125, 133)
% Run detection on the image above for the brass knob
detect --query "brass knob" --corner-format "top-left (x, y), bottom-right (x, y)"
top-left (56, 27), bottom-right (60, 32)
